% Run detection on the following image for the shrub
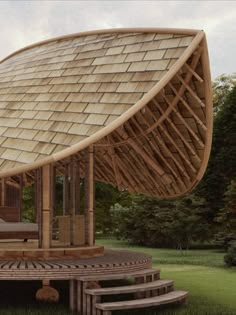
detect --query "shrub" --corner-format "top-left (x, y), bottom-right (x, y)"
top-left (224, 243), bottom-right (236, 266)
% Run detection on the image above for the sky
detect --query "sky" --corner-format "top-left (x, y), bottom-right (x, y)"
top-left (0, 0), bottom-right (235, 79)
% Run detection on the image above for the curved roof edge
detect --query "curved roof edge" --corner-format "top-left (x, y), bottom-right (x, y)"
top-left (1, 27), bottom-right (202, 64)
top-left (0, 29), bottom-right (205, 180)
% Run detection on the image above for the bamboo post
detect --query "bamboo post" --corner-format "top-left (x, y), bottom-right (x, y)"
top-left (19, 174), bottom-right (23, 222)
top-left (75, 158), bottom-right (80, 215)
top-left (34, 171), bottom-right (38, 224)
top-left (69, 279), bottom-right (77, 311)
top-left (63, 164), bottom-right (69, 215)
top-left (35, 168), bottom-right (42, 248)
top-left (42, 165), bottom-right (52, 249)
top-left (1, 178), bottom-right (6, 207)
top-left (70, 157), bottom-right (76, 245)
top-left (85, 146), bottom-right (95, 246)
top-left (50, 165), bottom-right (56, 244)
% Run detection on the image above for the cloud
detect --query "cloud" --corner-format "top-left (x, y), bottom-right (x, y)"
top-left (0, 0), bottom-right (235, 78)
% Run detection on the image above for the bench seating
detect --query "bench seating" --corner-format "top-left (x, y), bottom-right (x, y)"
top-left (0, 222), bottom-right (38, 240)
top-left (95, 290), bottom-right (188, 315)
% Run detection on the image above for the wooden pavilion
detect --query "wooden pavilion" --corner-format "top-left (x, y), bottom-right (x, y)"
top-left (0, 28), bottom-right (212, 313)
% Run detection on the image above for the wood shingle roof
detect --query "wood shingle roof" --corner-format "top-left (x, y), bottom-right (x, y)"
top-left (0, 28), bottom-right (213, 197)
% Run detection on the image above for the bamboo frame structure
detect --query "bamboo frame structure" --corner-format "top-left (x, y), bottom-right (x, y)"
top-left (0, 28), bottom-right (213, 256)
top-left (0, 27), bottom-right (212, 197)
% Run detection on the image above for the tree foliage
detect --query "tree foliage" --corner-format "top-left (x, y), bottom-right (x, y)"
top-left (112, 194), bottom-right (210, 249)
top-left (212, 73), bottom-right (236, 113)
top-left (198, 84), bottom-right (236, 215)
top-left (224, 243), bottom-right (236, 267)
top-left (215, 180), bottom-right (236, 246)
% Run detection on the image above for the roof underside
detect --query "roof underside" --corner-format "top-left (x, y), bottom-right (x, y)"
top-left (0, 28), bottom-right (212, 197)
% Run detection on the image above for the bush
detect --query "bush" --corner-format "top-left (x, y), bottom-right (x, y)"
top-left (224, 243), bottom-right (236, 266)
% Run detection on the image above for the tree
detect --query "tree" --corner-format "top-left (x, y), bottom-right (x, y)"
top-left (95, 182), bottom-right (131, 235)
top-left (212, 73), bottom-right (236, 113)
top-left (215, 180), bottom-right (236, 246)
top-left (168, 195), bottom-right (210, 249)
top-left (22, 184), bottom-right (35, 222)
top-left (112, 194), bottom-right (210, 249)
top-left (197, 85), bottom-right (236, 215)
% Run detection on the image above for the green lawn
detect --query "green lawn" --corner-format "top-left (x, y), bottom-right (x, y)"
top-left (98, 238), bottom-right (225, 267)
top-left (0, 238), bottom-right (235, 315)
top-left (96, 238), bottom-right (236, 315)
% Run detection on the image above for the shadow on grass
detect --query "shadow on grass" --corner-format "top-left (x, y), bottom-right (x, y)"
top-left (0, 280), bottom-right (234, 315)
top-left (0, 280), bottom-right (73, 315)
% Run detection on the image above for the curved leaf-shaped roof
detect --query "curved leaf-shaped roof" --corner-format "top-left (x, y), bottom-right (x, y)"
top-left (0, 28), bottom-right (212, 197)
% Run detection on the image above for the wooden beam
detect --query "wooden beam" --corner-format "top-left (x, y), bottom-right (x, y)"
top-left (184, 62), bottom-right (203, 83)
top-left (168, 82), bottom-right (207, 131)
top-left (94, 156), bottom-right (114, 185)
top-left (122, 121), bottom-right (174, 192)
top-left (96, 152), bottom-right (115, 183)
top-left (144, 48), bottom-right (203, 136)
top-left (162, 91), bottom-right (205, 149)
top-left (144, 104), bottom-right (197, 174)
top-left (132, 115), bottom-right (179, 179)
top-left (127, 137), bottom-right (172, 185)
top-left (114, 147), bottom-right (149, 193)
top-left (176, 73), bottom-right (205, 108)
top-left (151, 98), bottom-right (201, 159)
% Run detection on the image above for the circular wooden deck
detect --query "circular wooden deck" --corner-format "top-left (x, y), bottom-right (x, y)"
top-left (0, 244), bottom-right (104, 260)
top-left (0, 250), bottom-right (152, 280)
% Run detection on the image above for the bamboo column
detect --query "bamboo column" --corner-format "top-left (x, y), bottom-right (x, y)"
top-left (75, 158), bottom-right (80, 215)
top-left (35, 169), bottom-right (42, 247)
top-left (63, 164), bottom-right (69, 215)
top-left (19, 174), bottom-right (23, 222)
top-left (1, 178), bottom-right (6, 207)
top-left (85, 146), bottom-right (95, 246)
top-left (42, 165), bottom-right (52, 249)
top-left (70, 157), bottom-right (76, 245)
top-left (50, 165), bottom-right (56, 245)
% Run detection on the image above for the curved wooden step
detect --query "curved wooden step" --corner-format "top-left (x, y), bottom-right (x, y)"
top-left (85, 279), bottom-right (174, 296)
top-left (96, 290), bottom-right (188, 312)
top-left (77, 268), bottom-right (160, 282)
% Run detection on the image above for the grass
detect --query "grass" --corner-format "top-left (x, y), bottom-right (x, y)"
top-left (98, 238), bottom-right (236, 315)
top-left (98, 238), bottom-right (226, 267)
top-left (0, 238), bottom-right (235, 315)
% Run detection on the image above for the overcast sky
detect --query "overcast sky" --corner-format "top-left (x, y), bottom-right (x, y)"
top-left (0, 0), bottom-right (235, 79)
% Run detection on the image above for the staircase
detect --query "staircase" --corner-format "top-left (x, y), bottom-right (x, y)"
top-left (77, 268), bottom-right (188, 315)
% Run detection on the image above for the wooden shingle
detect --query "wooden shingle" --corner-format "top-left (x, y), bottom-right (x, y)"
top-left (144, 50), bottom-right (166, 61)
top-left (1, 148), bottom-right (21, 160)
top-left (2, 138), bottom-right (38, 151)
top-left (94, 63), bottom-right (130, 74)
top-left (17, 151), bottom-right (39, 163)
top-left (85, 114), bottom-right (108, 125)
